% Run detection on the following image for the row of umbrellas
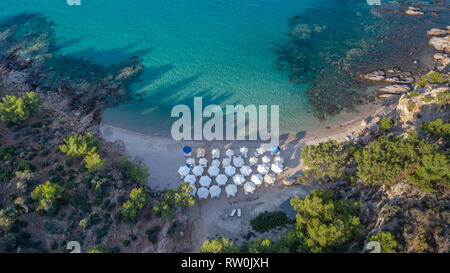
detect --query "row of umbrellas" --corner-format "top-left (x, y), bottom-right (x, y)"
top-left (179, 146), bottom-right (283, 199)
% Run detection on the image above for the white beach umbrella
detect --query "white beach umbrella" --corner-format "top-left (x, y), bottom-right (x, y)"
top-left (192, 165), bottom-right (204, 176)
top-left (271, 163), bottom-right (283, 174)
top-left (240, 147), bottom-right (248, 158)
top-left (264, 173), bottom-right (276, 186)
top-left (251, 174), bottom-right (263, 187)
top-left (240, 165), bottom-right (252, 177)
top-left (178, 166), bottom-right (190, 178)
top-left (225, 149), bottom-right (234, 157)
top-left (225, 165), bottom-right (236, 177)
top-left (199, 157), bottom-right (208, 167)
top-left (190, 185), bottom-right (197, 196)
top-left (211, 159), bottom-right (221, 167)
top-left (215, 174), bottom-right (228, 186)
top-left (209, 185), bottom-right (221, 198)
top-left (249, 156), bottom-right (258, 166)
top-left (273, 156), bottom-right (284, 164)
top-left (208, 166), bottom-right (220, 177)
top-left (186, 158), bottom-right (195, 167)
top-left (257, 164), bottom-right (269, 175)
top-left (233, 156), bottom-right (244, 168)
top-left (199, 176), bottom-right (212, 187)
top-left (225, 184), bottom-right (237, 197)
top-left (196, 148), bottom-right (205, 158)
top-left (232, 174), bottom-right (245, 186)
top-left (222, 157), bottom-right (231, 167)
top-left (256, 147), bottom-right (265, 155)
top-left (261, 156), bottom-right (271, 164)
top-left (243, 182), bottom-right (256, 195)
top-left (211, 149), bottom-right (220, 159)
top-left (197, 187), bottom-right (209, 199)
top-left (184, 174), bottom-right (196, 187)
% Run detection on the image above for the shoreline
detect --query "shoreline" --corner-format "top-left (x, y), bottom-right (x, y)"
top-left (99, 97), bottom-right (391, 191)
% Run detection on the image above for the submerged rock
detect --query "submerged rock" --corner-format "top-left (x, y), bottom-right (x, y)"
top-left (427, 27), bottom-right (450, 36)
top-left (289, 24), bottom-right (312, 42)
top-left (405, 7), bottom-right (424, 16)
top-left (378, 84), bottom-right (411, 94)
top-left (429, 35), bottom-right (450, 53)
top-left (357, 70), bottom-right (385, 82)
top-left (433, 53), bottom-right (450, 70)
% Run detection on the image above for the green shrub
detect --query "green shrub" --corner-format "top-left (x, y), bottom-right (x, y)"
top-left (88, 245), bottom-right (114, 253)
top-left (298, 140), bottom-right (347, 184)
top-left (378, 117), bottom-right (395, 132)
top-left (250, 211), bottom-right (290, 233)
top-left (120, 188), bottom-right (148, 222)
top-left (435, 91), bottom-right (449, 107)
top-left (354, 136), bottom-right (437, 186)
top-left (153, 182), bottom-right (195, 221)
top-left (249, 238), bottom-right (274, 253)
top-left (84, 152), bottom-right (105, 171)
top-left (31, 181), bottom-right (64, 211)
top-left (369, 231), bottom-right (398, 253)
top-left (0, 206), bottom-right (22, 227)
top-left (119, 156), bottom-right (149, 184)
top-left (406, 91), bottom-right (420, 98)
top-left (0, 92), bottom-right (41, 123)
top-left (416, 71), bottom-right (448, 87)
top-left (59, 133), bottom-right (99, 158)
top-left (290, 190), bottom-right (363, 253)
top-left (145, 226), bottom-right (161, 244)
top-left (421, 96), bottom-right (433, 103)
top-left (420, 118), bottom-right (450, 140)
top-left (406, 153), bottom-right (449, 192)
top-left (201, 236), bottom-right (239, 253)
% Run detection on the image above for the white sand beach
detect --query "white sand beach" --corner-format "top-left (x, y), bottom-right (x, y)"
top-left (99, 100), bottom-right (391, 251)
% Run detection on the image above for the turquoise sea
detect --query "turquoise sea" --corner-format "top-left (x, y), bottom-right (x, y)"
top-left (0, 0), bottom-right (439, 135)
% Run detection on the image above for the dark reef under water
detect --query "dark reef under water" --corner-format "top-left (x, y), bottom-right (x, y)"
top-left (275, 0), bottom-right (450, 120)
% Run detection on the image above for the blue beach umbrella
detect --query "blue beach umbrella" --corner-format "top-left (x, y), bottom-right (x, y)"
top-left (272, 145), bottom-right (281, 154)
top-left (183, 146), bottom-right (192, 154)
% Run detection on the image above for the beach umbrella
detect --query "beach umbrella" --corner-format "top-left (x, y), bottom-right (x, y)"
top-left (192, 165), bottom-right (204, 176)
top-left (264, 173), bottom-right (276, 186)
top-left (197, 187), bottom-right (209, 199)
top-left (240, 165), bottom-right (252, 177)
top-left (222, 157), bottom-right (231, 167)
top-left (249, 156), bottom-right (258, 166)
top-left (209, 185), bottom-right (221, 198)
top-left (211, 149), bottom-right (220, 159)
top-left (199, 176), bottom-right (212, 187)
top-left (240, 147), bottom-right (248, 158)
top-left (199, 158), bottom-right (208, 167)
top-left (186, 158), bottom-right (195, 167)
top-left (178, 166), bottom-right (190, 178)
top-left (232, 174), bottom-right (245, 186)
top-left (243, 182), bottom-right (256, 195)
top-left (216, 174), bottom-right (228, 186)
top-left (256, 147), bottom-right (265, 155)
top-left (251, 174), bottom-right (263, 187)
top-left (257, 164), bottom-right (269, 175)
top-left (225, 184), bottom-right (237, 197)
top-left (261, 156), bottom-right (271, 164)
top-left (225, 149), bottom-right (234, 157)
top-left (272, 145), bottom-right (281, 155)
top-left (233, 156), bottom-right (244, 168)
top-left (208, 166), bottom-right (220, 177)
top-left (196, 148), bottom-right (205, 158)
top-left (273, 156), bottom-right (284, 164)
top-left (211, 159), bottom-right (221, 167)
top-left (225, 165), bottom-right (236, 177)
top-left (190, 185), bottom-right (197, 196)
top-left (271, 163), bottom-right (283, 174)
top-left (184, 174), bottom-right (196, 187)
top-left (183, 146), bottom-right (192, 156)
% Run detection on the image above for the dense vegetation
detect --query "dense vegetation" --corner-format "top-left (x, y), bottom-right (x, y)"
top-left (0, 92), bottom-right (41, 123)
top-left (369, 231), bottom-right (397, 253)
top-left (250, 211), bottom-right (290, 233)
top-left (420, 118), bottom-right (450, 140)
top-left (119, 156), bottom-right (149, 185)
top-left (153, 182), bottom-right (195, 221)
top-left (416, 71), bottom-right (448, 88)
top-left (120, 188), bottom-right (148, 223)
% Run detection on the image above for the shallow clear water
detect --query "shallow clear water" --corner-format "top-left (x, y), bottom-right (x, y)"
top-left (0, 0), bottom-right (438, 135)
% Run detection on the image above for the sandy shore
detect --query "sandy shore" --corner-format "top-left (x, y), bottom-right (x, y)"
top-left (99, 100), bottom-right (393, 251)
